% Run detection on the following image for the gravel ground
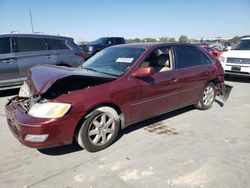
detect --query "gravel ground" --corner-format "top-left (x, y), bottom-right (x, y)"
top-left (0, 76), bottom-right (249, 188)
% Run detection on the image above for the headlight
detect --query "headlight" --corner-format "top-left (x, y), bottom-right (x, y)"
top-left (19, 81), bottom-right (32, 98)
top-left (87, 46), bottom-right (94, 52)
top-left (218, 56), bottom-right (225, 63)
top-left (28, 102), bottom-right (71, 118)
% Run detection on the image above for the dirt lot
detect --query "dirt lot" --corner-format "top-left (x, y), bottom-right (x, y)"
top-left (0, 76), bottom-right (250, 188)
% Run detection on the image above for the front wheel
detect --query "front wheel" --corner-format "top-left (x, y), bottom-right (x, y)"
top-left (76, 107), bottom-right (120, 152)
top-left (195, 83), bottom-right (216, 110)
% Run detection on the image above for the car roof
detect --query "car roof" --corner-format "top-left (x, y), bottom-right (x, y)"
top-left (112, 42), bottom-right (195, 49)
top-left (0, 33), bottom-right (73, 40)
top-left (241, 37), bottom-right (250, 40)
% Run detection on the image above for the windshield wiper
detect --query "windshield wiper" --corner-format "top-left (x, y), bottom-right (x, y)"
top-left (83, 67), bottom-right (99, 72)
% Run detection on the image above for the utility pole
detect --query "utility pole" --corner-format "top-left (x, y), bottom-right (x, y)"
top-left (29, 9), bottom-right (34, 33)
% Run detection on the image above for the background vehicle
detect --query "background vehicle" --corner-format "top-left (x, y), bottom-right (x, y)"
top-left (219, 37), bottom-right (250, 77)
top-left (0, 34), bottom-right (85, 90)
top-left (80, 37), bottom-right (125, 58)
top-left (6, 43), bottom-right (227, 152)
top-left (200, 45), bottom-right (222, 59)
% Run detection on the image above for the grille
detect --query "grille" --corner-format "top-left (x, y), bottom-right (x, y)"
top-left (227, 57), bottom-right (250, 64)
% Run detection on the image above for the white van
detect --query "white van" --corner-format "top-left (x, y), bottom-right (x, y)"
top-left (219, 37), bottom-right (250, 77)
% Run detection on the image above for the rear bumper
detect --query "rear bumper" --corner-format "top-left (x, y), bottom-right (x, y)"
top-left (5, 98), bottom-right (84, 149)
top-left (217, 83), bottom-right (233, 103)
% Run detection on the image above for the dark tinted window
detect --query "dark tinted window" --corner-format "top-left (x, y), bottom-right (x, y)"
top-left (202, 52), bottom-right (213, 64)
top-left (114, 38), bottom-right (125, 44)
top-left (16, 37), bottom-right (47, 52)
top-left (175, 45), bottom-right (203, 69)
top-left (46, 38), bottom-right (69, 50)
top-left (0, 37), bottom-right (11, 54)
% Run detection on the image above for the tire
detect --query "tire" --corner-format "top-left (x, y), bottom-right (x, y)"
top-left (195, 82), bottom-right (216, 110)
top-left (76, 107), bottom-right (120, 152)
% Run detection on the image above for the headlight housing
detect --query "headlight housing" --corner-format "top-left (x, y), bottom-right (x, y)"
top-left (19, 81), bottom-right (32, 98)
top-left (218, 56), bottom-right (226, 63)
top-left (28, 102), bottom-right (71, 118)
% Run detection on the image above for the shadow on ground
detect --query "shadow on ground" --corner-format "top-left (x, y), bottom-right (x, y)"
top-left (0, 88), bottom-right (19, 97)
top-left (225, 75), bottom-right (250, 83)
top-left (38, 141), bottom-right (83, 156)
top-left (38, 105), bottom-right (195, 156)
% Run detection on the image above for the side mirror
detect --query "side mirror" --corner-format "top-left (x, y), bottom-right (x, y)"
top-left (132, 67), bottom-right (154, 78)
top-left (226, 46), bottom-right (232, 51)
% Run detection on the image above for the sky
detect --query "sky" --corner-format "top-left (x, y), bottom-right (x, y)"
top-left (0, 0), bottom-right (250, 42)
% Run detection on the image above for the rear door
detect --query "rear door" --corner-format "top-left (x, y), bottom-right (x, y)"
top-left (14, 36), bottom-right (50, 79)
top-left (173, 45), bottom-right (211, 106)
top-left (0, 37), bottom-right (20, 87)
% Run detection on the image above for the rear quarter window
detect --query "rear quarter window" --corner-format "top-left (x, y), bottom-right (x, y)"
top-left (15, 37), bottom-right (47, 52)
top-left (46, 38), bottom-right (69, 50)
top-left (0, 37), bottom-right (11, 54)
top-left (175, 45), bottom-right (203, 69)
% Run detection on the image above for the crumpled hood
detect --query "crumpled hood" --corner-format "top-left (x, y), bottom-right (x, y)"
top-left (27, 65), bottom-right (116, 95)
top-left (221, 50), bottom-right (250, 58)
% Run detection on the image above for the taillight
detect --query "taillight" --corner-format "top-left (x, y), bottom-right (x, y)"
top-left (75, 52), bottom-right (86, 59)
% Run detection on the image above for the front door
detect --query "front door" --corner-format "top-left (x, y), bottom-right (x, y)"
top-left (123, 46), bottom-right (181, 125)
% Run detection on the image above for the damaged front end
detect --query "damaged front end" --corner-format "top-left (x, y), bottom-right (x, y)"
top-left (14, 75), bottom-right (115, 117)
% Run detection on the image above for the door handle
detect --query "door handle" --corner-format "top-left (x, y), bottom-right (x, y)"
top-left (47, 55), bottom-right (55, 59)
top-left (171, 78), bottom-right (178, 82)
top-left (2, 59), bottom-right (16, 64)
top-left (203, 71), bottom-right (209, 75)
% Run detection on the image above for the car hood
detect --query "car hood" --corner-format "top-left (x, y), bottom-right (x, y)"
top-left (27, 65), bottom-right (117, 96)
top-left (221, 50), bottom-right (250, 58)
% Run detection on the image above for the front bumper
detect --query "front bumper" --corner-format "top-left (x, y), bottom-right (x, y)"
top-left (224, 64), bottom-right (250, 77)
top-left (5, 98), bottom-right (84, 149)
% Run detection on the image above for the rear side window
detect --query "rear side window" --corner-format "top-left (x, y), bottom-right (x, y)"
top-left (114, 38), bottom-right (125, 44)
top-left (0, 37), bottom-right (11, 54)
top-left (175, 45), bottom-right (203, 69)
top-left (202, 52), bottom-right (213, 64)
top-left (15, 37), bottom-right (47, 52)
top-left (46, 38), bottom-right (69, 50)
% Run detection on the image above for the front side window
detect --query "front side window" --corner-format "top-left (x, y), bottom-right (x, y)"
top-left (0, 37), bottom-right (11, 54)
top-left (175, 45), bottom-right (203, 69)
top-left (93, 37), bottom-right (107, 44)
top-left (233, 39), bottom-right (250, 50)
top-left (15, 37), bottom-right (47, 52)
top-left (81, 47), bottom-right (145, 76)
top-left (140, 47), bottom-right (172, 72)
top-left (46, 38), bottom-right (69, 50)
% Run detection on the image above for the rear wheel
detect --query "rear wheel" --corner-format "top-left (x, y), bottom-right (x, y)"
top-left (76, 107), bottom-right (120, 152)
top-left (195, 83), bottom-right (216, 110)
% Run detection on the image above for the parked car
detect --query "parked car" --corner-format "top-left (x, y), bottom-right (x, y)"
top-left (219, 37), bottom-right (250, 77)
top-left (200, 45), bottom-right (223, 59)
top-left (0, 33), bottom-right (85, 90)
top-left (80, 37), bottom-right (125, 58)
top-left (6, 43), bottom-right (230, 152)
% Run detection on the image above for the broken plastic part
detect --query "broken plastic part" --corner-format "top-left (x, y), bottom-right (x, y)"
top-left (219, 84), bottom-right (233, 102)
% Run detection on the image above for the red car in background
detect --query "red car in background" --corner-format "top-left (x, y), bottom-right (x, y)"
top-left (5, 43), bottom-right (230, 152)
top-left (200, 45), bottom-right (223, 59)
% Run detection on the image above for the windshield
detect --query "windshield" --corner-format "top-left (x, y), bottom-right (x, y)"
top-left (233, 39), bottom-right (250, 50)
top-left (81, 47), bottom-right (145, 76)
top-left (93, 37), bottom-right (107, 44)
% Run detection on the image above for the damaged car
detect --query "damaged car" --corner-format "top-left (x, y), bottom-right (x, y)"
top-left (5, 43), bottom-right (231, 152)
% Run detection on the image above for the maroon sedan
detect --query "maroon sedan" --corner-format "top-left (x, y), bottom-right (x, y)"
top-left (5, 43), bottom-right (228, 152)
